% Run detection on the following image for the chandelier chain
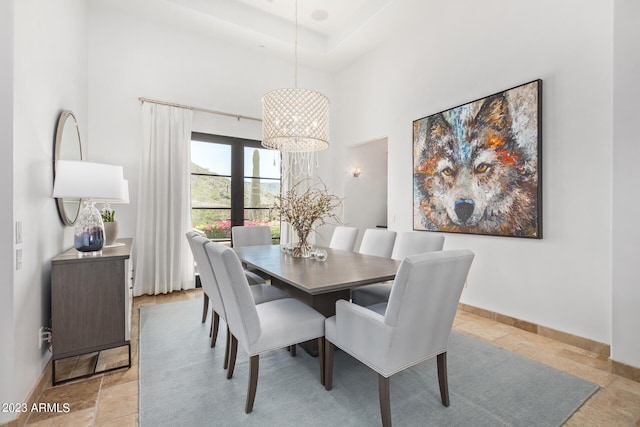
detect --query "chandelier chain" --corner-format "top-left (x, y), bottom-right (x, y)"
top-left (294, 0), bottom-right (298, 89)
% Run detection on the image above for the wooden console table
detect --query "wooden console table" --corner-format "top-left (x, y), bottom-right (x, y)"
top-left (50, 238), bottom-right (133, 385)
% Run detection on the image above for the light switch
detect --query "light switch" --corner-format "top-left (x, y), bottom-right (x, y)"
top-left (16, 248), bottom-right (23, 270)
top-left (16, 221), bottom-right (22, 244)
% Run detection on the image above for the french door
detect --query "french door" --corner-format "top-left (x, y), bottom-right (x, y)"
top-left (190, 132), bottom-right (281, 243)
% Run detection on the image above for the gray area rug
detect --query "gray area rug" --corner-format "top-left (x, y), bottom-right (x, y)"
top-left (139, 299), bottom-right (598, 426)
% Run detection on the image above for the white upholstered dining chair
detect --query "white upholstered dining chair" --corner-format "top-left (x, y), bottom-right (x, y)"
top-left (231, 225), bottom-right (272, 284)
top-left (186, 231), bottom-right (210, 326)
top-left (358, 229), bottom-right (397, 258)
top-left (324, 249), bottom-right (475, 427)
top-left (329, 226), bottom-right (359, 251)
top-left (351, 231), bottom-right (445, 306)
top-left (231, 225), bottom-right (272, 247)
top-left (185, 233), bottom-right (288, 354)
top-left (205, 241), bottom-right (326, 413)
top-left (390, 231), bottom-right (445, 260)
top-left (186, 232), bottom-right (226, 348)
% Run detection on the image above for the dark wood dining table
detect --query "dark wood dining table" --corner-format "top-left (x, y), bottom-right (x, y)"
top-left (233, 245), bottom-right (401, 318)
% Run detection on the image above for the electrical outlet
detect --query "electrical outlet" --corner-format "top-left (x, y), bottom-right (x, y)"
top-left (39, 327), bottom-right (51, 349)
top-left (16, 249), bottom-right (22, 270)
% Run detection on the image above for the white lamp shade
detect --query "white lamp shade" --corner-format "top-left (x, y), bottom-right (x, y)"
top-left (53, 160), bottom-right (125, 200)
top-left (96, 179), bottom-right (129, 204)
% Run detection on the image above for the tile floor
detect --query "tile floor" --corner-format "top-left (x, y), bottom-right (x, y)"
top-left (23, 289), bottom-right (640, 426)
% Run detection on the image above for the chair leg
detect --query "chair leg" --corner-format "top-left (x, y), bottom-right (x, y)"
top-left (245, 355), bottom-right (259, 414)
top-left (227, 334), bottom-right (238, 380)
top-left (318, 337), bottom-right (325, 386)
top-left (223, 326), bottom-right (231, 370)
top-left (202, 293), bottom-right (209, 323)
top-left (378, 374), bottom-right (392, 427)
top-left (290, 344), bottom-right (296, 357)
top-left (324, 340), bottom-right (334, 391)
top-left (210, 311), bottom-right (220, 348)
top-left (209, 306), bottom-right (215, 337)
top-left (437, 352), bottom-right (450, 407)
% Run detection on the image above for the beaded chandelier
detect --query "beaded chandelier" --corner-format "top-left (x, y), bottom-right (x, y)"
top-left (262, 1), bottom-right (330, 154)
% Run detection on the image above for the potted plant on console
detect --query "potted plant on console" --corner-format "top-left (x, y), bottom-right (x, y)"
top-left (99, 179), bottom-right (129, 246)
top-left (101, 206), bottom-right (120, 246)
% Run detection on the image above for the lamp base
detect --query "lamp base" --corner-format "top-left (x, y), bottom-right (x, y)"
top-left (74, 200), bottom-right (105, 253)
top-left (76, 249), bottom-right (103, 257)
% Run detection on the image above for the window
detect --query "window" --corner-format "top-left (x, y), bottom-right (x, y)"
top-left (190, 133), bottom-right (281, 243)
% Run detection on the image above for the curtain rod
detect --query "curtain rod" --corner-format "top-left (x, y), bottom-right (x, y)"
top-left (138, 97), bottom-right (262, 122)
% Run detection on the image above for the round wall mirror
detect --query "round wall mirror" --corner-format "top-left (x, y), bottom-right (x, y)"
top-left (54, 111), bottom-right (83, 226)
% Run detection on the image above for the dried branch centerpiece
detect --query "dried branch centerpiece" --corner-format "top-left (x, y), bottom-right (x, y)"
top-left (272, 180), bottom-right (342, 257)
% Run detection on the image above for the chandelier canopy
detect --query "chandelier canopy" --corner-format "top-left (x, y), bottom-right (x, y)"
top-left (261, 0), bottom-right (330, 153)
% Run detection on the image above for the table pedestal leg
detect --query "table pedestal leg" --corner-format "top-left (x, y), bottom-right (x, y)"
top-left (270, 277), bottom-right (350, 356)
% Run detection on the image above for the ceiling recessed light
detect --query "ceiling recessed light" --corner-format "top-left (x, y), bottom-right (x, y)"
top-left (311, 9), bottom-right (328, 22)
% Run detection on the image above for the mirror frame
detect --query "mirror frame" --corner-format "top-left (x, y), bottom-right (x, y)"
top-left (53, 110), bottom-right (84, 226)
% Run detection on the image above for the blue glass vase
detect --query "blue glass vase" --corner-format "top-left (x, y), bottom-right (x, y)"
top-left (74, 200), bottom-right (105, 253)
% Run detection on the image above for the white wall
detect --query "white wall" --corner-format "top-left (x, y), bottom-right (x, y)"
top-left (344, 139), bottom-right (388, 248)
top-left (87, 1), bottom-right (334, 244)
top-left (9, 0), bottom-right (88, 417)
top-left (0, 1), bottom-right (15, 422)
top-left (612, 0), bottom-right (640, 368)
top-left (333, 0), bottom-right (613, 344)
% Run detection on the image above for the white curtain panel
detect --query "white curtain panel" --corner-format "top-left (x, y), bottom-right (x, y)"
top-left (134, 103), bottom-right (194, 296)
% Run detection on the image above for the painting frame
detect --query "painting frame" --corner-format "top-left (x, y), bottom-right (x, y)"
top-left (413, 79), bottom-right (542, 239)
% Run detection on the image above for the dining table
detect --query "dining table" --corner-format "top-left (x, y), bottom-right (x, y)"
top-left (233, 244), bottom-right (401, 328)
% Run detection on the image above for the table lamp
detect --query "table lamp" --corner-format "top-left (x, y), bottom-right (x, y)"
top-left (53, 160), bottom-right (124, 255)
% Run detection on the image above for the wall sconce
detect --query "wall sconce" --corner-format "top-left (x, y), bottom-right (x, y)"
top-left (352, 167), bottom-right (362, 177)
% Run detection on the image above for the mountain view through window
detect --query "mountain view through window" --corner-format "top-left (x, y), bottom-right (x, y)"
top-left (190, 133), bottom-right (281, 243)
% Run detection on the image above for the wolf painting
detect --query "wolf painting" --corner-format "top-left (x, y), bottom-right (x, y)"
top-left (413, 80), bottom-right (541, 238)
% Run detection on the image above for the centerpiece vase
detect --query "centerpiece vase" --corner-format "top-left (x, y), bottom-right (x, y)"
top-left (292, 229), bottom-right (312, 258)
